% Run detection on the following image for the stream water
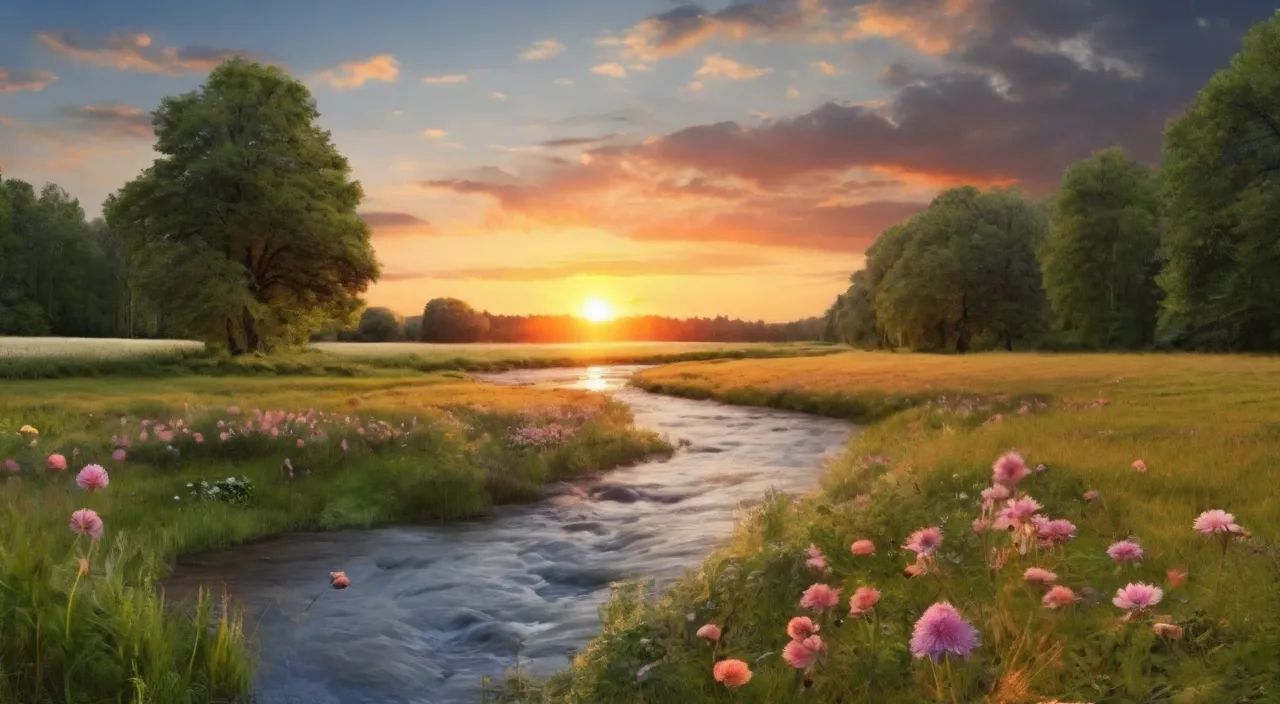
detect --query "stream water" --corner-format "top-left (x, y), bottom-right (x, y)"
top-left (165, 365), bottom-right (852, 703)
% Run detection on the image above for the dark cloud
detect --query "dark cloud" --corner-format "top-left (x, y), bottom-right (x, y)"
top-left (541, 134), bottom-right (619, 148)
top-left (359, 211), bottom-right (431, 235)
top-left (0, 67), bottom-right (57, 93)
top-left (877, 62), bottom-right (923, 87)
top-left (608, 1), bottom-right (820, 60)
top-left (57, 105), bottom-right (154, 139)
top-left (37, 31), bottom-right (265, 75)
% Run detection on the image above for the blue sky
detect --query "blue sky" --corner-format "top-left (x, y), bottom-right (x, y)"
top-left (0, 0), bottom-right (1269, 319)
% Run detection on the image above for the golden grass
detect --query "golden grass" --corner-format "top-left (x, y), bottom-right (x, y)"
top-left (313, 340), bottom-right (819, 359)
top-left (0, 337), bottom-right (203, 358)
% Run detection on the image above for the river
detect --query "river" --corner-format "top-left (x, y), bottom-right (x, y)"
top-left (164, 365), bottom-right (853, 703)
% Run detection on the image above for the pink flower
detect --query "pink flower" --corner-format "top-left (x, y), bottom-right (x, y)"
top-left (329, 571), bottom-right (350, 589)
top-left (981, 484), bottom-right (1011, 508)
top-left (787, 616), bottom-right (819, 640)
top-left (910, 602), bottom-right (979, 661)
top-left (1083, 490), bottom-right (1100, 503)
top-left (849, 586), bottom-right (880, 615)
top-left (806, 554), bottom-right (827, 572)
top-left (904, 526), bottom-right (943, 555)
top-left (1023, 567), bottom-right (1057, 584)
top-left (992, 452), bottom-right (1028, 487)
top-left (216, 420), bottom-right (226, 429)
top-left (75, 464), bottom-right (109, 492)
top-left (696, 624), bottom-right (721, 641)
top-left (227, 406), bottom-right (241, 416)
top-left (1132, 459), bottom-right (1147, 472)
top-left (156, 430), bottom-right (174, 443)
top-left (1042, 585), bottom-right (1076, 609)
top-left (800, 583), bottom-right (841, 612)
top-left (219, 432), bottom-right (230, 442)
top-left (69, 508), bottom-right (104, 540)
top-left (782, 635), bottom-right (826, 669)
top-left (972, 518), bottom-right (990, 533)
top-left (1113, 582), bottom-right (1162, 611)
top-left (4, 458), bottom-right (19, 473)
top-left (46, 453), bottom-right (67, 472)
top-left (851, 539), bottom-right (875, 556)
top-left (712, 659), bottom-right (752, 688)
top-left (1167, 568), bottom-right (1188, 589)
top-left (1037, 518), bottom-right (1077, 546)
top-left (994, 497), bottom-right (1043, 530)
top-left (139, 430), bottom-right (149, 442)
top-left (1107, 540), bottom-right (1144, 563)
top-left (111, 448), bottom-right (127, 462)
top-left (296, 439), bottom-right (305, 449)
top-left (193, 432), bottom-right (204, 444)
top-left (340, 438), bottom-right (349, 453)
top-left (1193, 509), bottom-right (1242, 535)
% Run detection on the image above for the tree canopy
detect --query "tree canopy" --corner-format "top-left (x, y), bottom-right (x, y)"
top-left (420, 298), bottom-right (490, 343)
top-left (105, 58), bottom-right (379, 354)
top-left (357, 306), bottom-right (403, 342)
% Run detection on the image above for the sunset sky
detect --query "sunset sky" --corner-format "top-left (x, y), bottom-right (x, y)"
top-left (0, 1), bottom-right (1269, 320)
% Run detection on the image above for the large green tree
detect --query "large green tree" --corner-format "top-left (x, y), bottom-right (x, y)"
top-left (1040, 147), bottom-right (1161, 348)
top-left (1159, 14), bottom-right (1280, 349)
top-left (106, 58), bottom-right (379, 354)
top-left (420, 298), bottom-right (490, 343)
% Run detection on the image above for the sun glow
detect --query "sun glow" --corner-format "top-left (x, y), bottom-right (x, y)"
top-left (581, 297), bottom-right (616, 323)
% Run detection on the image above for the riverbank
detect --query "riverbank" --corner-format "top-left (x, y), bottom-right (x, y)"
top-left (545, 352), bottom-right (1280, 702)
top-left (0, 374), bottom-right (670, 703)
top-left (0, 339), bottom-right (837, 380)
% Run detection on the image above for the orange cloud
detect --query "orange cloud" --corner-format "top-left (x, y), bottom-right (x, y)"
top-left (316, 54), bottom-right (399, 88)
top-left (0, 66), bottom-right (57, 93)
top-left (842, 0), bottom-right (984, 55)
top-left (423, 73), bottom-right (469, 84)
top-left (591, 63), bottom-right (628, 78)
top-left (520, 39), bottom-right (566, 61)
top-left (811, 60), bottom-right (838, 75)
top-left (405, 251), bottom-right (775, 282)
top-left (36, 31), bottom-right (260, 75)
top-left (0, 115), bottom-right (20, 127)
top-left (694, 54), bottom-right (772, 81)
top-left (422, 128), bottom-right (448, 138)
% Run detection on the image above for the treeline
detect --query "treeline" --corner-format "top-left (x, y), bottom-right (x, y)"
top-left (824, 18), bottom-right (1280, 353)
top-left (0, 177), bottom-right (169, 338)
top-left (333, 298), bottom-right (826, 344)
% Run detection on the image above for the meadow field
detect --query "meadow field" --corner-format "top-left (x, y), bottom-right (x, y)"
top-left (0, 371), bottom-right (671, 702)
top-left (543, 352), bottom-right (1280, 703)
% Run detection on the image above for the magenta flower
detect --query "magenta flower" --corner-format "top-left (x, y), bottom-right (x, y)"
top-left (1193, 509), bottom-right (1242, 535)
top-left (782, 635), bottom-right (826, 669)
top-left (786, 616), bottom-right (819, 641)
top-left (75, 464), bottom-right (109, 492)
top-left (909, 602), bottom-right (979, 661)
top-left (69, 508), bottom-right (104, 540)
top-left (994, 496), bottom-right (1042, 530)
top-left (111, 448), bottom-right (127, 462)
top-left (1113, 582), bottom-right (1163, 611)
top-left (46, 453), bottom-right (67, 472)
top-left (992, 452), bottom-right (1028, 487)
top-left (849, 586), bottom-right (880, 615)
top-left (1107, 539), bottom-right (1144, 563)
top-left (1036, 518), bottom-right (1077, 546)
top-left (4, 458), bottom-right (18, 473)
top-left (903, 526), bottom-right (943, 556)
top-left (799, 583), bottom-right (841, 612)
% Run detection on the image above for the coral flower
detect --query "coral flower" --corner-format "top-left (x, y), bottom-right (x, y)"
top-left (1193, 509), bottom-right (1243, 535)
top-left (1023, 567), bottom-right (1057, 584)
top-left (75, 464), bottom-right (109, 492)
top-left (786, 616), bottom-right (819, 641)
top-left (1152, 623), bottom-right (1183, 639)
top-left (1113, 582), bottom-right (1162, 611)
top-left (1166, 568), bottom-right (1188, 589)
top-left (1083, 489), bottom-right (1100, 503)
top-left (1041, 585), bottom-right (1076, 609)
top-left (329, 571), bottom-right (351, 589)
top-left (4, 458), bottom-right (18, 473)
top-left (910, 602), bottom-right (979, 661)
top-left (77, 558), bottom-right (89, 577)
top-left (782, 635), bottom-right (826, 669)
top-left (1107, 540), bottom-right (1144, 563)
top-left (904, 526), bottom-right (943, 555)
top-left (696, 624), bottom-right (721, 641)
top-left (69, 508), bottom-right (104, 540)
top-left (992, 452), bottom-right (1028, 487)
top-left (712, 659), bottom-right (752, 688)
top-left (46, 453), bottom-right (67, 471)
top-left (800, 583), bottom-right (841, 612)
top-left (849, 586), bottom-right (881, 615)
top-left (1132, 459), bottom-right (1147, 472)
top-left (851, 539), bottom-right (875, 556)
top-left (111, 448), bottom-right (127, 462)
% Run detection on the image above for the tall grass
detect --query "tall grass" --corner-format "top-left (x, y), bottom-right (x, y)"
top-left (0, 374), bottom-right (672, 702)
top-left (538, 352), bottom-right (1280, 702)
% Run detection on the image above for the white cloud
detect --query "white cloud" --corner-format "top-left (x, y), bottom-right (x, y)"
top-left (520, 39), bottom-right (566, 61)
top-left (423, 73), bottom-right (468, 85)
top-left (591, 63), bottom-right (627, 78)
top-left (694, 54), bottom-right (771, 81)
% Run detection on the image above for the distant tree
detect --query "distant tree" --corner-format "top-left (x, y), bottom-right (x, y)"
top-left (875, 187), bottom-right (1046, 351)
top-left (1159, 15), bottom-right (1280, 349)
top-left (105, 58), bottom-right (380, 354)
top-left (420, 298), bottom-right (490, 342)
top-left (402, 316), bottom-right (422, 341)
top-left (357, 306), bottom-right (403, 342)
top-left (1040, 147), bottom-right (1161, 348)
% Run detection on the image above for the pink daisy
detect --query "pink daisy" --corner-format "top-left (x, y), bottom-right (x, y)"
top-left (111, 448), bottom-right (127, 462)
top-left (799, 583), bottom-right (841, 612)
top-left (782, 635), bottom-right (826, 670)
top-left (75, 464), bottom-right (109, 492)
top-left (904, 526), bottom-right (943, 556)
top-left (992, 452), bottom-right (1028, 487)
top-left (69, 508), bottom-right (104, 540)
top-left (910, 602), bottom-right (979, 661)
top-left (1193, 509), bottom-right (1242, 535)
top-left (1113, 582), bottom-right (1162, 611)
top-left (46, 453), bottom-right (67, 472)
top-left (1107, 539), bottom-right (1144, 563)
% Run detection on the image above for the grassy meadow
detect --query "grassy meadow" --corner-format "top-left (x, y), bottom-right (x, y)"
top-left (541, 352), bottom-right (1280, 703)
top-left (0, 371), bottom-right (672, 703)
top-left (0, 338), bottom-right (835, 380)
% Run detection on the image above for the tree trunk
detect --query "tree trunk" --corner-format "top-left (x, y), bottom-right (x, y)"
top-left (1004, 329), bottom-right (1013, 351)
top-left (226, 317), bottom-right (244, 355)
top-left (242, 307), bottom-right (260, 353)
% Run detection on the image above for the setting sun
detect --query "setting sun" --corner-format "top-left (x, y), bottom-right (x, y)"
top-left (581, 297), bottom-right (616, 323)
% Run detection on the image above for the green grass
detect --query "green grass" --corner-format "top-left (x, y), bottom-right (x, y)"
top-left (0, 374), bottom-right (672, 703)
top-left (539, 352), bottom-right (1280, 703)
top-left (0, 340), bottom-right (837, 380)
